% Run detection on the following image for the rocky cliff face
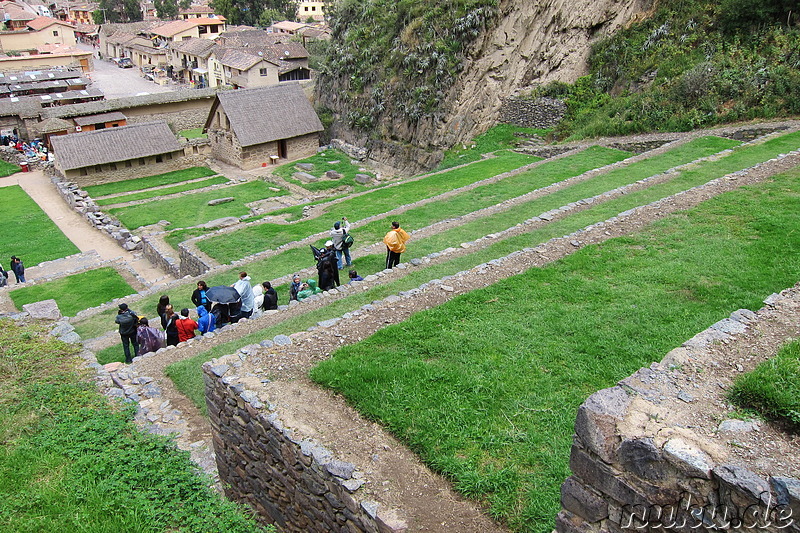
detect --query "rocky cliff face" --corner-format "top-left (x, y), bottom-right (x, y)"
top-left (322, 0), bottom-right (654, 174)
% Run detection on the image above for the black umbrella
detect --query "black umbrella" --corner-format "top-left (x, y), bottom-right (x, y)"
top-left (206, 285), bottom-right (241, 304)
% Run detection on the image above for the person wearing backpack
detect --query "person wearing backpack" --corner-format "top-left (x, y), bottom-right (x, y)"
top-left (330, 217), bottom-right (353, 270)
top-left (115, 303), bottom-right (139, 364)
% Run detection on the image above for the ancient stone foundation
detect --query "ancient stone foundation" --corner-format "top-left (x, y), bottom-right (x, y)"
top-left (204, 359), bottom-right (406, 533)
top-left (499, 96), bottom-right (567, 129)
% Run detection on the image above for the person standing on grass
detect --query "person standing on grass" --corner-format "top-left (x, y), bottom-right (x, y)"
top-left (383, 221), bottom-right (410, 269)
top-left (157, 295), bottom-right (170, 327)
top-left (163, 304), bottom-right (179, 346)
top-left (197, 305), bottom-right (216, 334)
top-left (260, 281), bottom-right (278, 311)
top-left (330, 217), bottom-right (352, 270)
top-left (191, 281), bottom-right (211, 312)
top-left (176, 308), bottom-right (198, 343)
top-left (115, 303), bottom-right (139, 364)
top-left (0, 262), bottom-right (7, 287)
top-left (10, 256), bottom-right (25, 283)
top-left (289, 274), bottom-right (302, 301)
top-left (232, 271), bottom-right (255, 321)
top-left (317, 241), bottom-right (339, 291)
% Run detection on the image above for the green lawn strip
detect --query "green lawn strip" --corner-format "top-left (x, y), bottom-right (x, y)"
top-left (179, 127), bottom-right (207, 139)
top-left (0, 185), bottom-right (79, 266)
top-left (95, 176), bottom-right (230, 206)
top-left (108, 180), bottom-right (287, 230)
top-left (196, 151), bottom-right (541, 261)
top-left (85, 167), bottom-right (218, 198)
top-left (0, 159), bottom-right (19, 176)
top-left (729, 340), bottom-right (800, 429)
top-left (9, 267), bottom-right (135, 317)
top-left (310, 168), bottom-right (800, 532)
top-left (272, 148), bottom-right (377, 192)
top-left (0, 320), bottom-right (267, 532)
top-left (438, 124), bottom-right (551, 170)
top-left (164, 147), bottom-right (800, 415)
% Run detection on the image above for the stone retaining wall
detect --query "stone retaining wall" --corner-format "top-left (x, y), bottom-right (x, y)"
top-left (178, 241), bottom-right (213, 277)
top-left (557, 293), bottom-right (800, 533)
top-left (141, 234), bottom-right (181, 278)
top-left (204, 358), bottom-right (406, 533)
top-left (499, 96), bottom-right (566, 129)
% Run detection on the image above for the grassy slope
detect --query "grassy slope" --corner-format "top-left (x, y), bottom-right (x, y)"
top-left (0, 320), bottom-right (265, 532)
top-left (196, 151), bottom-right (540, 262)
top-left (95, 176), bottom-right (230, 206)
top-left (0, 185), bottom-right (79, 266)
top-left (164, 135), bottom-right (751, 415)
top-left (310, 167), bottom-right (800, 531)
top-left (729, 340), bottom-right (800, 429)
top-left (0, 160), bottom-right (19, 177)
top-left (9, 267), bottom-right (135, 316)
top-left (85, 167), bottom-right (218, 197)
top-left (107, 180), bottom-right (286, 230)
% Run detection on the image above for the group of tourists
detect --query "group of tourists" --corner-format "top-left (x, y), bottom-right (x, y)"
top-left (0, 256), bottom-right (25, 287)
top-left (114, 218), bottom-right (411, 364)
top-left (116, 271), bottom-right (281, 364)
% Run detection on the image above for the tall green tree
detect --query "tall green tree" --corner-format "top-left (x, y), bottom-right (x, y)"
top-left (211, 0), bottom-right (298, 26)
top-left (154, 0), bottom-right (178, 19)
top-left (93, 0), bottom-right (142, 23)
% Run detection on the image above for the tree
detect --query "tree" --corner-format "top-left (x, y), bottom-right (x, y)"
top-left (95, 0), bottom-right (142, 22)
top-left (154, 0), bottom-right (179, 20)
top-left (211, 0), bottom-right (298, 26)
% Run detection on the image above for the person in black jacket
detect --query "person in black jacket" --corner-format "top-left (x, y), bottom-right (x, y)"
top-left (191, 281), bottom-right (212, 311)
top-left (316, 241), bottom-right (339, 291)
top-left (10, 256), bottom-right (25, 283)
top-left (260, 281), bottom-right (278, 311)
top-left (115, 303), bottom-right (139, 364)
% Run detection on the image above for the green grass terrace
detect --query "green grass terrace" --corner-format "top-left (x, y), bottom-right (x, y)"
top-left (0, 185), bottom-right (79, 266)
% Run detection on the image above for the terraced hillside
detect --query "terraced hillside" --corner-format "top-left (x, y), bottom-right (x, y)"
top-left (65, 122), bottom-right (800, 532)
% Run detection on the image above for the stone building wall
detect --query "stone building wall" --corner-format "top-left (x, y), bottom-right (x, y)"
top-left (204, 357), bottom-right (406, 533)
top-left (558, 294), bottom-right (800, 533)
top-left (178, 241), bottom-right (213, 278)
top-left (499, 96), bottom-right (567, 129)
top-left (62, 152), bottom-right (208, 187)
top-left (142, 234), bottom-right (181, 278)
top-left (210, 130), bottom-right (321, 170)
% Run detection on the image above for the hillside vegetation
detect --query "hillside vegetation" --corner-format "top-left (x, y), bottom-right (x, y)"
top-left (537, 0), bottom-right (800, 139)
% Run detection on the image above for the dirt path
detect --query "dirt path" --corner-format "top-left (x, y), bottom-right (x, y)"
top-left (0, 170), bottom-right (172, 285)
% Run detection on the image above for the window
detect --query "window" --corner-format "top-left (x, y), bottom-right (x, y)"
top-left (53, 30), bottom-right (59, 36)
top-left (312, 6), bottom-right (316, 11)
top-left (259, 68), bottom-right (268, 76)
top-left (109, 162), bottom-right (117, 170)
top-left (79, 168), bottom-right (88, 176)
top-left (125, 160), bottom-right (132, 167)
top-left (94, 165), bottom-right (102, 172)
top-left (304, 6), bottom-right (308, 10)
top-left (156, 155), bottom-right (163, 163)
top-left (211, 25), bottom-right (219, 33)
top-left (165, 153), bottom-right (172, 160)
top-left (138, 158), bottom-right (145, 166)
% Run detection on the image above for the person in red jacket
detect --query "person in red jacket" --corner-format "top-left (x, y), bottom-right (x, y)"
top-left (176, 308), bottom-right (198, 343)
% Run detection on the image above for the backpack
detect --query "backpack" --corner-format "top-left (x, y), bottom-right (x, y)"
top-left (342, 232), bottom-right (354, 248)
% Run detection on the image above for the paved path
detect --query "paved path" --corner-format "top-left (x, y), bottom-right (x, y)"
top-left (0, 170), bottom-right (173, 285)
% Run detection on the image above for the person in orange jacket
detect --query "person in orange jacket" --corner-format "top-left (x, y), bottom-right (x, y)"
top-left (383, 221), bottom-right (410, 269)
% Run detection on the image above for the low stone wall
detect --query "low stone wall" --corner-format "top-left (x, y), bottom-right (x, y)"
top-left (141, 234), bottom-right (181, 278)
top-left (51, 176), bottom-right (143, 252)
top-left (177, 241), bottom-right (213, 277)
top-left (557, 291), bottom-right (800, 533)
top-left (499, 96), bottom-right (566, 129)
top-left (204, 358), bottom-right (406, 533)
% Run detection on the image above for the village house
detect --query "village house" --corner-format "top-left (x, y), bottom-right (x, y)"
top-left (204, 83), bottom-right (322, 169)
top-left (49, 120), bottom-right (187, 184)
top-left (178, 5), bottom-right (215, 19)
top-left (0, 16), bottom-right (77, 51)
top-left (64, 1), bottom-right (97, 24)
top-left (151, 17), bottom-right (226, 46)
top-left (167, 36), bottom-right (215, 87)
top-left (203, 29), bottom-right (311, 89)
top-left (297, 1), bottom-right (325, 22)
top-left (0, 2), bottom-right (35, 31)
